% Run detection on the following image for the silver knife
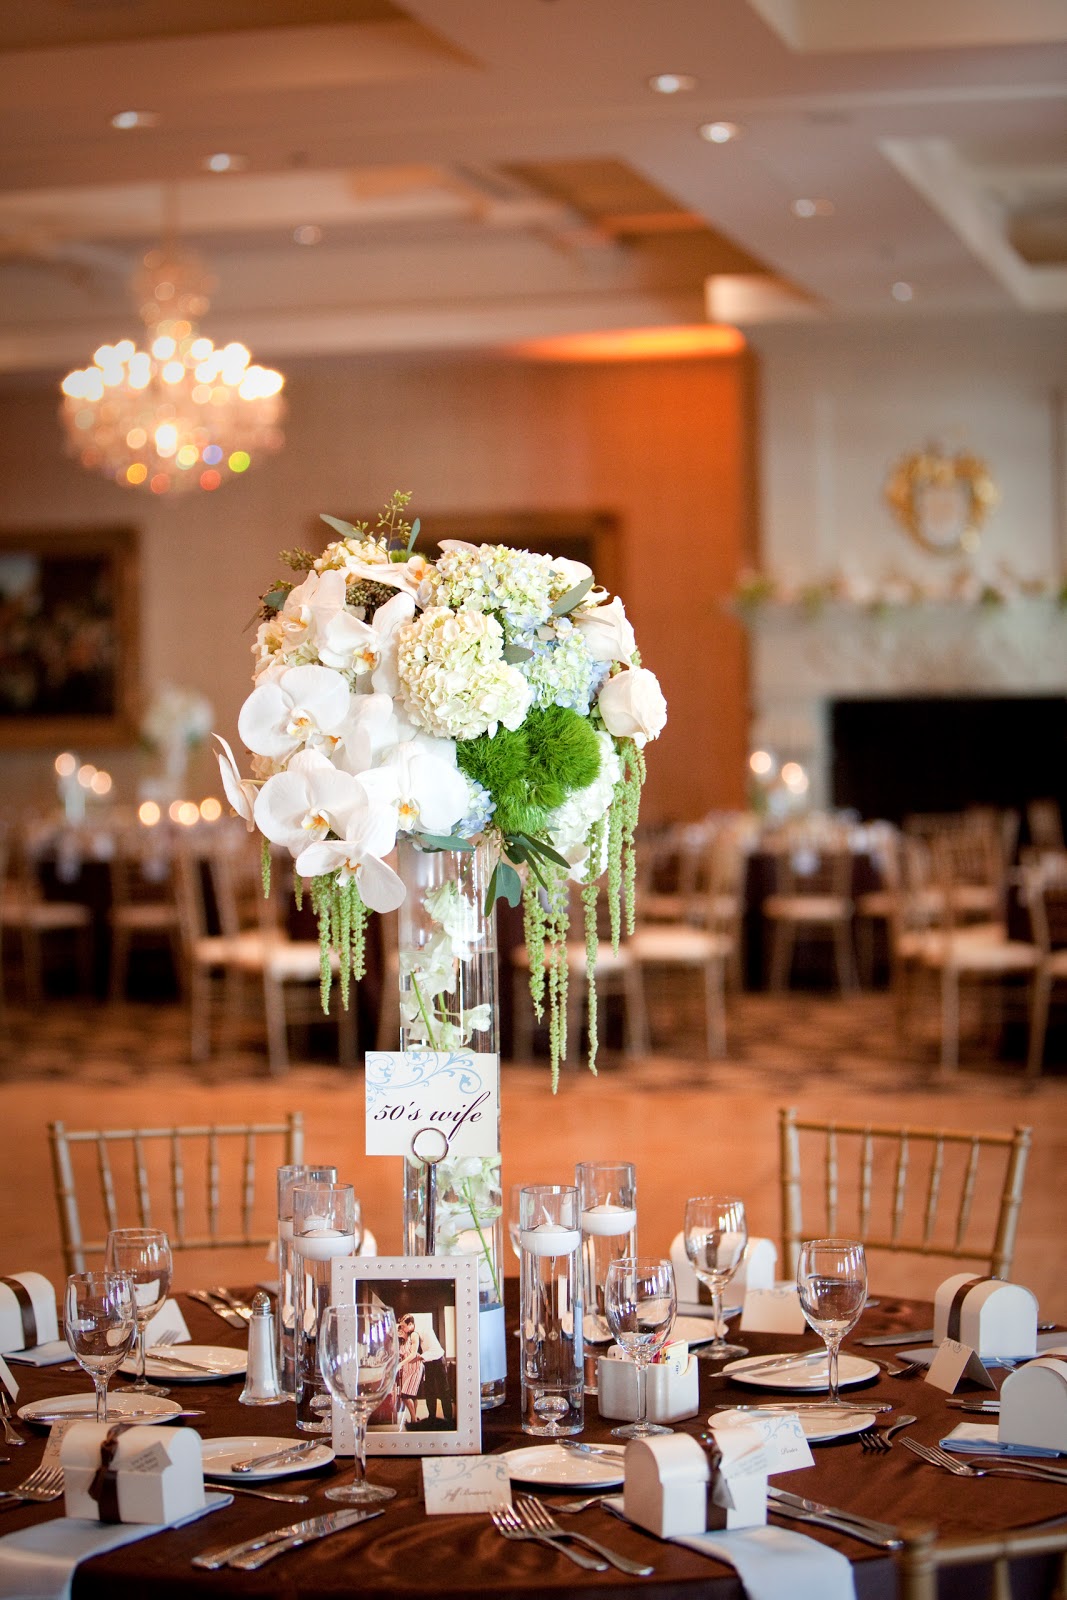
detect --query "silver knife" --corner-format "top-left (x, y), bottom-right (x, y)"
top-left (731, 1350), bottom-right (829, 1375)
top-left (711, 1400), bottom-right (895, 1414)
top-left (230, 1440), bottom-right (321, 1473)
top-left (192, 1509), bottom-right (373, 1570)
top-left (559, 1441), bottom-right (625, 1459)
top-left (768, 1501), bottom-right (903, 1550)
top-left (210, 1287), bottom-right (254, 1321)
top-left (768, 1489), bottom-right (903, 1547)
top-left (186, 1289), bottom-right (247, 1331)
top-left (856, 1330), bottom-right (934, 1347)
top-left (230, 1508), bottom-right (384, 1569)
top-left (23, 1407), bottom-right (207, 1423)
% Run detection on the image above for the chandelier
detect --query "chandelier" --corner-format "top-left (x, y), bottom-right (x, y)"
top-left (59, 246), bottom-right (285, 495)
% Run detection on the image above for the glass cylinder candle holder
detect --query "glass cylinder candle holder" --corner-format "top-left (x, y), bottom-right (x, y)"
top-left (576, 1161), bottom-right (637, 1392)
top-left (292, 1182), bottom-right (357, 1433)
top-left (277, 1164), bottom-right (337, 1397)
top-left (519, 1184), bottom-right (584, 1437)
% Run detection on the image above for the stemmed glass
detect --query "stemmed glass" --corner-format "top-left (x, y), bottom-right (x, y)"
top-left (683, 1195), bottom-right (748, 1362)
top-left (318, 1303), bottom-right (399, 1504)
top-left (64, 1272), bottom-right (137, 1422)
top-left (603, 1257), bottom-right (677, 1440)
top-left (104, 1228), bottom-right (173, 1396)
top-left (796, 1238), bottom-right (868, 1407)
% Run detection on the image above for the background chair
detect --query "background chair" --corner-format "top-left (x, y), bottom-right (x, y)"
top-left (898, 1521), bottom-right (1067, 1600)
top-left (1027, 798), bottom-right (1065, 853)
top-left (778, 1106), bottom-right (1031, 1285)
top-left (48, 1110), bottom-right (304, 1275)
top-left (1024, 853), bottom-right (1067, 1078)
top-left (0, 822), bottom-right (92, 1008)
top-left (107, 826), bottom-right (184, 1000)
top-left (762, 820), bottom-right (857, 992)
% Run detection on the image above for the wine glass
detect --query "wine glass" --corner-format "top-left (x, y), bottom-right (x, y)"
top-left (796, 1238), bottom-right (868, 1407)
top-left (603, 1257), bottom-right (676, 1440)
top-left (683, 1196), bottom-right (748, 1362)
top-left (104, 1228), bottom-right (173, 1395)
top-left (64, 1272), bottom-right (137, 1422)
top-left (318, 1303), bottom-right (399, 1503)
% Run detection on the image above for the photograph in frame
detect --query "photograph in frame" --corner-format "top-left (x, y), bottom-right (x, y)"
top-left (330, 1256), bottom-right (481, 1456)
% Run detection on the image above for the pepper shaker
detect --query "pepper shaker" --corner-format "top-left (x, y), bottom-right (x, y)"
top-left (239, 1291), bottom-right (285, 1405)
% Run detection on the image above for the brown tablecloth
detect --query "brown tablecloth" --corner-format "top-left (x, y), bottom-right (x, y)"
top-left (2, 1292), bottom-right (1064, 1600)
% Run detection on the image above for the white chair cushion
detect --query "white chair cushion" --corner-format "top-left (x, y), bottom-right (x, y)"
top-left (763, 895), bottom-right (851, 922)
top-left (629, 927), bottom-right (732, 963)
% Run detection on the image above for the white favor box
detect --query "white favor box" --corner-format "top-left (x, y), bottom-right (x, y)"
top-left (0, 1272), bottom-right (58, 1352)
top-left (62, 1423), bottom-right (205, 1524)
top-left (669, 1234), bottom-right (777, 1309)
top-left (705, 1420), bottom-right (769, 1532)
top-left (932, 1275), bottom-right (1038, 1358)
top-left (999, 1357), bottom-right (1067, 1453)
top-left (623, 1434), bottom-right (710, 1538)
top-left (597, 1351), bottom-right (699, 1423)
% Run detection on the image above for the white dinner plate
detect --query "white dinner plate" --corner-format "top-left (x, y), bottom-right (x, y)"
top-left (500, 1443), bottom-right (626, 1489)
top-left (722, 1352), bottom-right (880, 1390)
top-left (712, 1406), bottom-right (878, 1444)
top-left (201, 1436), bottom-right (335, 1482)
top-left (119, 1344), bottom-right (247, 1383)
top-left (17, 1391), bottom-right (183, 1424)
top-left (675, 1316), bottom-right (745, 1347)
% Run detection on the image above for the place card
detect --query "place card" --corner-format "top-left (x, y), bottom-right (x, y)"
top-left (365, 1050), bottom-right (499, 1159)
top-left (925, 1337), bottom-right (997, 1394)
top-left (422, 1457), bottom-right (511, 1514)
top-left (740, 1285), bottom-right (807, 1334)
top-left (719, 1411), bottom-right (815, 1474)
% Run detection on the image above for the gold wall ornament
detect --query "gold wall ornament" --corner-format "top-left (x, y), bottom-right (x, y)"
top-left (884, 443), bottom-right (999, 557)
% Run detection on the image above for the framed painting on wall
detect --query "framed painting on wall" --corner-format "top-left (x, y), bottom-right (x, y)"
top-left (0, 527), bottom-right (139, 747)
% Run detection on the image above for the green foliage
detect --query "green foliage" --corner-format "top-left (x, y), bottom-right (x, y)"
top-left (457, 706), bottom-right (600, 839)
top-left (278, 548), bottom-right (316, 571)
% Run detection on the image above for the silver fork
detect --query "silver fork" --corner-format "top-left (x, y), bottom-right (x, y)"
top-left (490, 1504), bottom-right (608, 1570)
top-left (0, 1465), bottom-right (64, 1507)
top-left (903, 1437), bottom-right (1067, 1484)
top-left (859, 1413), bottom-right (917, 1453)
top-left (515, 1495), bottom-right (654, 1576)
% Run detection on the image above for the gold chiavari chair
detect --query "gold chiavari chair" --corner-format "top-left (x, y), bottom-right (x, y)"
top-left (48, 1111), bottom-right (304, 1274)
top-left (898, 1521), bottom-right (1067, 1600)
top-left (778, 1106), bottom-right (1031, 1282)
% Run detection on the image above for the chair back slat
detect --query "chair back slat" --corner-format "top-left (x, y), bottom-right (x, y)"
top-left (778, 1108), bottom-right (1031, 1281)
top-left (897, 1520), bottom-right (1067, 1600)
top-left (890, 1135), bottom-right (909, 1244)
top-left (922, 1137), bottom-right (945, 1246)
top-left (48, 1115), bottom-right (303, 1273)
top-left (96, 1137), bottom-right (118, 1233)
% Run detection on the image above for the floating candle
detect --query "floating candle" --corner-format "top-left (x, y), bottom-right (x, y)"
top-left (581, 1203), bottom-right (637, 1237)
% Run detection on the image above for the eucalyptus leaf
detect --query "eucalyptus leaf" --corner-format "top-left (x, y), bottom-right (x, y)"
top-left (406, 516), bottom-right (421, 554)
top-left (320, 513), bottom-right (357, 537)
top-left (415, 832), bottom-right (475, 853)
top-left (511, 832), bottom-right (571, 870)
top-left (486, 860), bottom-right (522, 913)
top-left (264, 588), bottom-right (288, 612)
top-left (502, 643), bottom-right (535, 664)
top-left (551, 574), bottom-right (594, 616)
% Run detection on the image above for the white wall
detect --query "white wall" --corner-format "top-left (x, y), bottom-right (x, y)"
top-left (744, 313), bottom-right (1067, 803)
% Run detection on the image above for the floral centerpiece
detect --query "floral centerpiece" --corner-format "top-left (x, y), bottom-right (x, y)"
top-left (216, 491), bottom-right (666, 1084)
top-left (142, 682), bottom-right (214, 795)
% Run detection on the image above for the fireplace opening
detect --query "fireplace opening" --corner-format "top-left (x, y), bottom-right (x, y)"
top-left (830, 695), bottom-right (1067, 826)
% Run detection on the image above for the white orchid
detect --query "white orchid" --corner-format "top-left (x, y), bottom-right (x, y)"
top-left (238, 664), bottom-right (350, 762)
top-left (294, 802), bottom-right (404, 914)
top-left (378, 736), bottom-right (470, 836)
top-left (275, 568), bottom-right (348, 656)
top-left (213, 734), bottom-right (258, 831)
top-left (331, 693), bottom-right (404, 776)
top-left (318, 589), bottom-right (416, 680)
top-left (253, 749), bottom-right (366, 856)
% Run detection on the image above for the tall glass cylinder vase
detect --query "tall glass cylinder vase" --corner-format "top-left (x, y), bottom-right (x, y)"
top-left (397, 838), bottom-right (506, 1410)
top-left (277, 1163), bottom-right (337, 1398)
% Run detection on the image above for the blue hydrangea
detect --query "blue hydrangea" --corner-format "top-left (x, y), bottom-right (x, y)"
top-left (454, 778), bottom-right (496, 839)
top-left (519, 627), bottom-right (606, 713)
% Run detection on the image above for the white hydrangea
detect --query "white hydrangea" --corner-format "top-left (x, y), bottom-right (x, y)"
top-left (425, 545), bottom-right (556, 634)
top-left (520, 622), bottom-right (601, 712)
top-left (545, 731), bottom-right (621, 878)
top-left (395, 607), bottom-right (532, 740)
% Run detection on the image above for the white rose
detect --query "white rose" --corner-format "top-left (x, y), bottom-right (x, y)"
top-left (597, 666), bottom-right (667, 745)
top-left (573, 596), bottom-right (636, 663)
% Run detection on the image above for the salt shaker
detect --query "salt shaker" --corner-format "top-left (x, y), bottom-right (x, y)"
top-left (239, 1291), bottom-right (285, 1406)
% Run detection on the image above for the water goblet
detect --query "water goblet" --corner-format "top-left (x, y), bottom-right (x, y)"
top-left (796, 1237), bottom-right (868, 1407)
top-left (603, 1257), bottom-right (677, 1440)
top-left (317, 1303), bottom-right (399, 1504)
top-left (104, 1228), bottom-right (173, 1395)
top-left (683, 1195), bottom-right (748, 1362)
top-left (64, 1271), bottom-right (137, 1422)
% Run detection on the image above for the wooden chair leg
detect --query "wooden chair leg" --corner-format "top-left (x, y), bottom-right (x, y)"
top-left (1027, 969), bottom-right (1052, 1079)
top-left (833, 920), bottom-right (858, 993)
top-left (704, 958), bottom-right (726, 1058)
top-left (262, 973), bottom-right (289, 1074)
top-left (21, 927), bottom-right (44, 1006)
top-left (189, 964), bottom-right (212, 1060)
top-left (769, 920), bottom-right (793, 991)
top-left (940, 965), bottom-right (960, 1075)
top-left (108, 927), bottom-right (128, 1002)
top-left (624, 962), bottom-right (651, 1055)
top-left (337, 990), bottom-right (358, 1067)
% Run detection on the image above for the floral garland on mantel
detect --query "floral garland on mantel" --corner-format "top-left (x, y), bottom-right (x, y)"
top-left (733, 564), bottom-right (1067, 616)
top-left (216, 493), bottom-right (667, 1087)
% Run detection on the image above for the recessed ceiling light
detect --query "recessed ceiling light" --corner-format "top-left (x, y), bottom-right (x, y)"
top-left (110, 110), bottom-right (158, 130)
top-left (891, 280), bottom-right (914, 302)
top-left (648, 73), bottom-right (697, 95)
top-left (293, 224), bottom-right (323, 246)
top-left (699, 121), bottom-right (741, 144)
top-left (204, 152), bottom-right (246, 174)
top-left (791, 197), bottom-right (835, 218)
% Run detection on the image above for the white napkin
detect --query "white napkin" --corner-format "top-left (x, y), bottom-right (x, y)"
top-left (0, 1492), bottom-right (231, 1600)
top-left (144, 1303), bottom-right (191, 1345)
top-left (605, 1499), bottom-right (856, 1600)
top-left (676, 1525), bottom-right (857, 1600)
top-left (3, 1345), bottom-right (70, 1370)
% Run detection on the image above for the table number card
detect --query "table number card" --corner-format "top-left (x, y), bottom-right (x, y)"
top-left (740, 1286), bottom-right (807, 1334)
top-left (925, 1337), bottom-right (997, 1394)
top-left (365, 1050), bottom-right (499, 1159)
top-left (422, 1457), bottom-right (511, 1514)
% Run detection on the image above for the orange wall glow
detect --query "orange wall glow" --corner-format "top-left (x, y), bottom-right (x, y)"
top-left (511, 324), bottom-right (746, 362)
